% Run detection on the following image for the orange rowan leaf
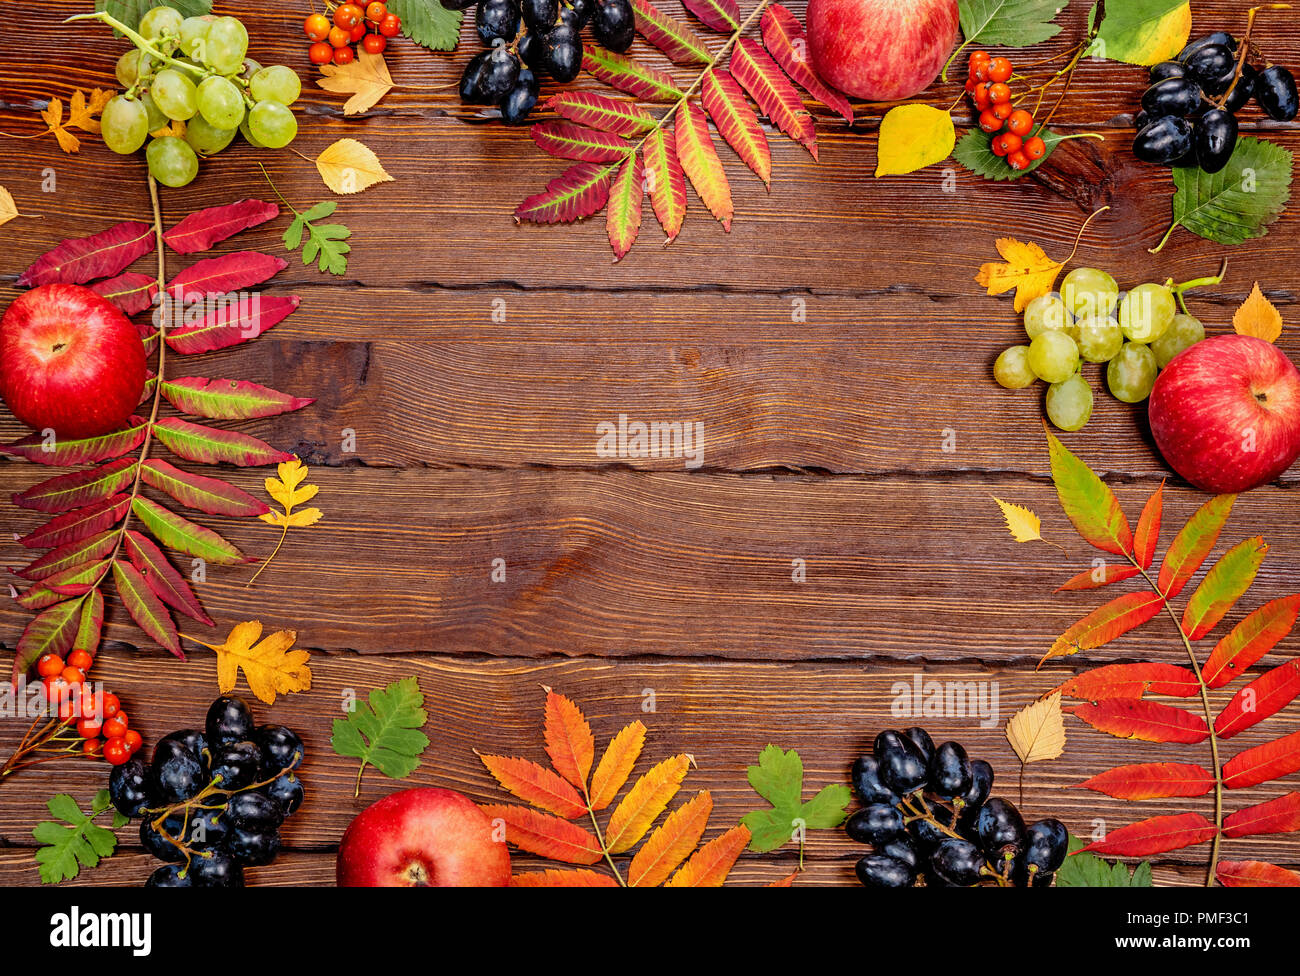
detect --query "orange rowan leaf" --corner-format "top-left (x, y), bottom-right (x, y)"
top-left (628, 790), bottom-right (713, 887)
top-left (701, 68), bottom-right (771, 187)
top-left (1080, 812), bottom-right (1217, 857)
top-left (478, 754), bottom-right (587, 819)
top-left (1217, 860), bottom-right (1300, 887)
top-left (589, 720), bottom-right (646, 811)
top-left (664, 824), bottom-right (751, 886)
top-left (605, 753), bottom-right (690, 853)
top-left (675, 101), bottom-right (733, 231)
top-left (543, 688), bottom-right (595, 792)
top-left (478, 804), bottom-right (602, 864)
top-left (510, 868), bottom-right (618, 887)
top-left (768, 871), bottom-right (798, 887)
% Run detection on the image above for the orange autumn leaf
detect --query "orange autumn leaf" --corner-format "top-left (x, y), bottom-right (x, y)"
top-left (768, 871), bottom-right (799, 887)
top-left (478, 804), bottom-right (602, 865)
top-left (543, 688), bottom-right (595, 792)
top-left (605, 753), bottom-right (691, 853)
top-left (510, 868), bottom-right (619, 887)
top-left (478, 754), bottom-right (587, 819)
top-left (664, 824), bottom-right (751, 887)
top-left (628, 790), bottom-right (713, 887)
top-left (589, 719), bottom-right (647, 811)
top-left (975, 238), bottom-right (1063, 313)
top-left (1233, 282), bottom-right (1283, 343)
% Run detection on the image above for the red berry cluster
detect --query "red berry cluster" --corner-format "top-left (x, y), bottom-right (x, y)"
top-left (965, 51), bottom-right (1048, 171)
top-left (305, 1), bottom-right (401, 67)
top-left (35, 651), bottom-right (140, 766)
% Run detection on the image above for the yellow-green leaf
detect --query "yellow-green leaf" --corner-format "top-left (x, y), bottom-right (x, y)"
top-left (875, 104), bottom-right (956, 177)
top-left (1094, 1), bottom-right (1192, 67)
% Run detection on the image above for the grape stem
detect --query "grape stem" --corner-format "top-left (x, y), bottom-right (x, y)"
top-left (1166, 258), bottom-right (1229, 317)
top-left (64, 12), bottom-right (209, 80)
top-left (1211, 4), bottom-right (1293, 111)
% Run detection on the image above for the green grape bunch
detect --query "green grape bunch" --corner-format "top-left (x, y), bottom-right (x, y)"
top-left (71, 6), bottom-right (303, 188)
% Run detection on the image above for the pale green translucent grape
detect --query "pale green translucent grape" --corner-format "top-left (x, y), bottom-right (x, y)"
top-left (141, 92), bottom-right (168, 132)
top-left (241, 57), bottom-right (263, 80)
top-left (151, 69), bottom-right (198, 121)
top-left (1047, 373), bottom-right (1094, 432)
top-left (1028, 331), bottom-right (1080, 384)
top-left (248, 100), bottom-right (298, 149)
top-left (139, 5), bottom-right (184, 41)
top-left (101, 96), bottom-right (149, 154)
top-left (184, 115), bottom-right (237, 156)
top-left (1107, 342), bottom-right (1159, 403)
top-left (1119, 283), bottom-right (1177, 343)
top-left (147, 136), bottom-right (200, 187)
top-left (204, 17), bottom-right (250, 74)
top-left (250, 65), bottom-right (302, 106)
top-left (994, 345), bottom-right (1037, 389)
top-left (196, 75), bottom-right (245, 130)
top-left (179, 16), bottom-right (211, 59)
top-left (1023, 294), bottom-right (1071, 340)
top-left (1062, 267), bottom-right (1120, 319)
top-left (1076, 314), bottom-right (1124, 364)
top-left (1151, 314), bottom-right (1206, 368)
top-left (116, 50), bottom-right (141, 87)
top-left (239, 117), bottom-right (267, 148)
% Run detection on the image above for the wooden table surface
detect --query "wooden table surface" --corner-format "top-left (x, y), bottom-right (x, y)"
top-left (1, 0), bottom-right (1298, 886)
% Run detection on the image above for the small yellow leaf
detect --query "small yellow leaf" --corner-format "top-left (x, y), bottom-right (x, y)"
top-left (316, 138), bottom-right (395, 195)
top-left (993, 497), bottom-right (1049, 545)
top-left (1006, 693), bottom-right (1066, 764)
top-left (0, 187), bottom-right (26, 229)
top-left (316, 50), bottom-right (394, 116)
top-left (249, 457), bottom-right (325, 588)
top-left (151, 119), bottom-right (187, 139)
top-left (976, 238), bottom-right (1064, 313)
top-left (185, 620), bottom-right (312, 705)
top-left (1233, 282), bottom-right (1283, 343)
top-left (67, 88), bottom-right (113, 133)
top-left (40, 98), bottom-right (64, 130)
top-left (260, 507), bottom-right (324, 529)
top-left (875, 104), bottom-right (956, 178)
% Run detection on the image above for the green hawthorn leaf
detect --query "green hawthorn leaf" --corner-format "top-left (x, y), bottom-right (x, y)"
top-left (331, 676), bottom-right (430, 795)
top-left (32, 790), bottom-right (126, 884)
top-left (740, 744), bottom-right (851, 853)
top-left (386, 0), bottom-right (461, 51)
top-left (1055, 835), bottom-right (1154, 887)
top-left (957, 0), bottom-right (1065, 47)
top-left (954, 126), bottom-right (1068, 182)
top-left (283, 201), bottom-right (351, 276)
top-left (1156, 138), bottom-right (1293, 251)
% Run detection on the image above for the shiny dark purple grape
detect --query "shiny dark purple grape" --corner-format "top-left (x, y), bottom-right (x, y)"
top-left (1194, 108), bottom-right (1238, 174)
top-left (544, 24), bottom-right (581, 83)
top-left (189, 851), bottom-right (245, 887)
top-left (459, 51), bottom-right (490, 102)
top-left (930, 838), bottom-right (985, 887)
top-left (902, 727), bottom-right (934, 765)
top-left (255, 725), bottom-right (304, 774)
top-left (956, 758), bottom-right (993, 828)
top-left (1184, 43), bottom-right (1236, 92)
top-left (109, 757), bottom-right (151, 818)
top-left (873, 730), bottom-right (928, 795)
top-left (522, 0), bottom-right (558, 30)
top-left (975, 797), bottom-right (1026, 864)
top-left (1141, 77), bottom-right (1203, 118)
top-left (146, 864), bottom-right (194, 887)
top-left (591, 0), bottom-right (635, 52)
top-left (1178, 32), bottom-right (1237, 62)
top-left (500, 68), bottom-right (540, 125)
top-left (206, 696), bottom-right (254, 747)
top-left (928, 741), bottom-right (972, 799)
top-left (228, 791), bottom-right (285, 831)
top-left (845, 803), bottom-right (905, 845)
top-left (855, 853), bottom-right (915, 888)
top-left (1222, 63), bottom-right (1256, 113)
top-left (1256, 65), bottom-right (1299, 121)
top-left (481, 46), bottom-right (522, 102)
top-left (1149, 60), bottom-right (1186, 83)
top-left (227, 827), bottom-right (281, 866)
top-left (1022, 818), bottom-right (1069, 877)
top-left (263, 772), bottom-right (305, 816)
top-left (850, 754), bottom-right (899, 806)
top-left (209, 741), bottom-right (262, 791)
top-left (477, 0), bottom-right (521, 44)
top-left (881, 837), bottom-right (918, 870)
top-left (566, 0), bottom-right (594, 26)
top-left (518, 30), bottom-right (547, 71)
top-left (1134, 115), bottom-right (1194, 165)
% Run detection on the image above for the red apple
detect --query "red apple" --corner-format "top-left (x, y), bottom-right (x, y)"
top-left (1149, 335), bottom-right (1300, 494)
top-left (0, 283), bottom-right (147, 438)
top-left (336, 787), bottom-right (511, 887)
top-left (807, 0), bottom-right (960, 101)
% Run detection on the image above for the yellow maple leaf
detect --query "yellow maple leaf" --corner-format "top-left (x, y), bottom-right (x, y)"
top-left (1005, 693), bottom-right (1066, 764)
top-left (247, 457), bottom-right (323, 587)
top-left (184, 620), bottom-right (312, 705)
top-left (41, 99), bottom-right (80, 153)
top-left (316, 138), bottom-right (395, 195)
top-left (316, 50), bottom-right (393, 116)
top-left (1233, 282), bottom-right (1283, 343)
top-left (993, 497), bottom-right (1063, 550)
top-left (976, 239), bottom-right (1064, 313)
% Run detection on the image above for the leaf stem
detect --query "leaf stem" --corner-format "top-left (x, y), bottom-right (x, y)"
top-left (245, 524), bottom-right (288, 588)
top-left (1211, 4), bottom-right (1293, 110)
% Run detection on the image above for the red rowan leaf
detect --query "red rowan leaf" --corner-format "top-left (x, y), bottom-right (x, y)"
top-left (17, 220), bottom-right (154, 287)
top-left (130, 496), bottom-right (251, 566)
top-left (113, 560), bottom-right (182, 658)
top-left (730, 38), bottom-right (817, 159)
top-left (124, 530), bottom-right (212, 626)
top-left (17, 531), bottom-right (118, 582)
top-left (1217, 860), bottom-right (1300, 887)
top-left (1182, 537), bottom-right (1268, 640)
top-left (1157, 494), bottom-right (1235, 598)
top-left (643, 127), bottom-right (687, 242)
top-left (164, 295), bottom-right (301, 355)
top-left (89, 272), bottom-right (158, 316)
top-left (681, 0), bottom-right (739, 32)
top-left (163, 199), bottom-right (279, 254)
top-left (1054, 564), bottom-right (1141, 592)
top-left (606, 152), bottom-right (644, 261)
top-left (161, 377), bottom-right (315, 422)
top-left (478, 804), bottom-right (602, 864)
top-left (141, 459), bottom-right (270, 518)
top-left (515, 162), bottom-right (613, 225)
top-left (1041, 591), bottom-right (1165, 665)
top-left (14, 598), bottom-right (84, 674)
top-left (1223, 792), bottom-right (1300, 838)
top-left (13, 458), bottom-right (137, 513)
top-left (1203, 594), bottom-right (1300, 688)
top-left (1069, 698), bottom-right (1209, 744)
top-left (0, 417), bottom-right (147, 466)
top-left (1076, 762), bottom-right (1214, 800)
top-left (543, 689), bottom-right (595, 792)
top-left (153, 418), bottom-right (293, 467)
top-left (631, 0), bottom-right (711, 63)
top-left (1047, 432), bottom-right (1133, 556)
top-left (546, 92), bottom-right (656, 136)
top-left (479, 755), bottom-right (587, 819)
top-left (163, 251), bottom-right (287, 302)
top-left (702, 69), bottom-right (771, 186)
top-left (531, 121), bottom-right (632, 163)
top-left (17, 495), bottom-right (130, 550)
top-left (1215, 658), bottom-right (1300, 739)
top-left (582, 44), bottom-right (683, 102)
top-left (1223, 729), bottom-right (1300, 789)
top-left (1079, 813), bottom-right (1217, 857)
top-left (1133, 481), bottom-right (1163, 569)
top-left (1056, 662), bottom-right (1200, 700)
top-left (675, 101), bottom-right (733, 231)
top-left (760, 4), bottom-right (853, 123)
top-left (72, 589), bottom-right (104, 657)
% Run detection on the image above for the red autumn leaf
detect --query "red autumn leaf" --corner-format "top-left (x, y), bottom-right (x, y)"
top-left (681, 0), bottom-right (739, 32)
top-left (701, 68), bottom-right (772, 186)
top-left (17, 221), bottom-right (155, 288)
top-left (1054, 564), bottom-right (1141, 592)
top-left (163, 199), bottom-right (279, 254)
top-left (17, 495), bottom-right (130, 550)
top-left (1076, 762), bottom-right (1214, 800)
top-left (152, 417), bottom-right (293, 467)
top-left (14, 599), bottom-right (84, 675)
top-left (643, 127), bottom-right (687, 243)
top-left (760, 4), bottom-right (853, 123)
top-left (581, 44), bottom-right (683, 102)
top-left (140, 459), bottom-right (270, 518)
top-left (1056, 662), bottom-right (1200, 700)
top-left (124, 530), bottom-right (213, 626)
top-left (89, 272), bottom-right (159, 317)
top-left (13, 458), bottom-right (137, 513)
top-left (17, 531), bottom-right (118, 582)
top-left (164, 294), bottom-right (301, 355)
top-left (730, 38), bottom-right (818, 160)
top-left (1070, 698), bottom-right (1209, 744)
top-left (663, 824), bottom-right (751, 886)
top-left (72, 589), bottom-right (104, 658)
top-left (1133, 481), bottom-right (1163, 569)
top-left (1041, 591), bottom-right (1165, 665)
top-left (112, 559), bottom-right (182, 658)
top-left (1215, 658), bottom-right (1300, 739)
top-left (606, 152), bottom-right (644, 261)
top-left (510, 868), bottom-right (618, 887)
top-left (675, 101), bottom-right (733, 231)
top-left (1079, 812), bottom-right (1217, 857)
top-left (531, 121), bottom-right (632, 163)
top-left (515, 162), bottom-right (614, 225)
top-left (1182, 536), bottom-right (1268, 641)
top-left (161, 377), bottom-right (315, 421)
top-left (0, 417), bottom-right (147, 466)
top-left (163, 251), bottom-right (287, 302)
top-left (1047, 432), bottom-right (1134, 557)
top-left (131, 496), bottom-right (250, 566)
top-left (631, 0), bottom-right (711, 64)
top-left (543, 690), bottom-right (595, 792)
top-left (478, 804), bottom-right (603, 864)
top-left (1217, 860), bottom-right (1300, 887)
top-left (1223, 729), bottom-right (1300, 789)
top-left (546, 92), bottom-right (656, 136)
top-left (479, 755), bottom-right (588, 819)
top-left (1223, 792), bottom-right (1300, 838)
top-left (1157, 494), bottom-right (1235, 599)
top-left (1203, 593), bottom-right (1300, 688)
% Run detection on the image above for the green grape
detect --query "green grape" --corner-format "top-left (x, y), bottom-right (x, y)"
top-left (184, 115), bottom-right (236, 156)
top-left (141, 92), bottom-right (168, 132)
top-left (1107, 342), bottom-right (1159, 403)
top-left (241, 58), bottom-right (264, 80)
top-left (1076, 314), bottom-right (1124, 364)
top-left (248, 100), bottom-right (298, 149)
top-left (1151, 314), bottom-right (1205, 368)
top-left (1023, 294), bottom-right (1071, 340)
top-left (238, 117), bottom-right (267, 148)
top-left (196, 75), bottom-right (245, 130)
top-left (204, 16), bottom-right (250, 74)
top-left (1046, 373), bottom-right (1094, 432)
top-left (146, 136), bottom-right (200, 188)
top-left (116, 50), bottom-right (141, 87)
top-left (250, 65), bottom-right (302, 106)
top-left (1062, 267), bottom-right (1120, 319)
top-left (151, 69), bottom-right (198, 121)
top-left (139, 5), bottom-right (184, 41)
top-left (179, 16), bottom-right (211, 59)
top-left (1119, 283), bottom-right (1177, 343)
top-left (101, 95), bottom-right (149, 155)
top-left (994, 346), bottom-right (1037, 390)
top-left (1028, 331), bottom-right (1080, 384)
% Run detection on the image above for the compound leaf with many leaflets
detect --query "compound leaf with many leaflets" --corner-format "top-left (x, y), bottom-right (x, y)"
top-left (33, 790), bottom-right (128, 885)
top-left (331, 676), bottom-right (431, 796)
top-left (740, 744), bottom-right (851, 854)
top-left (283, 200), bottom-right (351, 276)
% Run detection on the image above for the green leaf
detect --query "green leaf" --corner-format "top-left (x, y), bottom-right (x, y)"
top-left (331, 676), bottom-right (430, 795)
top-left (953, 126), bottom-right (1069, 182)
top-left (1156, 138), bottom-right (1294, 251)
top-left (1047, 431), bottom-right (1133, 557)
top-left (32, 790), bottom-right (125, 884)
top-left (740, 744), bottom-right (851, 853)
top-left (1055, 834), bottom-right (1154, 887)
top-left (1091, 0), bottom-right (1190, 66)
top-left (1158, 494), bottom-right (1236, 599)
top-left (283, 202), bottom-right (352, 277)
top-left (957, 0), bottom-right (1064, 47)
top-left (387, 0), bottom-right (462, 51)
top-left (131, 496), bottom-right (249, 566)
top-left (1182, 537), bottom-right (1269, 641)
top-left (95, 0), bottom-right (211, 30)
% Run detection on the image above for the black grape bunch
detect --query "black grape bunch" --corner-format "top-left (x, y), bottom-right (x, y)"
top-left (440, 0), bottom-right (636, 124)
top-left (108, 695), bottom-right (307, 887)
top-left (848, 727), bottom-right (1068, 888)
top-left (1135, 29), bottom-right (1298, 173)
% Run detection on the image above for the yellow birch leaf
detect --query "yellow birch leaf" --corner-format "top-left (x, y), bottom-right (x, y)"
top-left (316, 51), bottom-right (394, 116)
top-left (993, 496), bottom-right (1051, 545)
top-left (1233, 282), bottom-right (1283, 343)
top-left (605, 753), bottom-right (690, 853)
top-left (663, 823), bottom-right (751, 887)
top-left (628, 790), bottom-right (714, 887)
top-left (875, 104), bottom-right (956, 177)
top-left (185, 620), bottom-right (312, 705)
top-left (316, 138), bottom-right (395, 195)
top-left (1005, 693), bottom-right (1066, 764)
top-left (975, 238), bottom-right (1064, 313)
top-left (0, 187), bottom-right (25, 228)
